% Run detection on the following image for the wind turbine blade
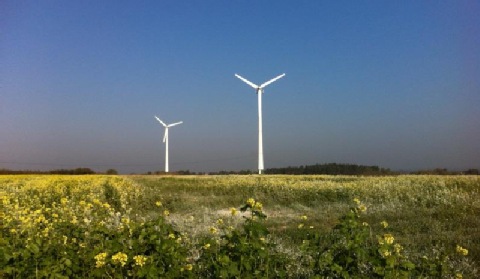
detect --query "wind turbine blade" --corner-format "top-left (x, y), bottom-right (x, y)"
top-left (167, 121), bottom-right (183, 127)
top-left (154, 116), bottom-right (167, 127)
top-left (235, 74), bottom-right (259, 89)
top-left (163, 129), bottom-right (168, 143)
top-left (260, 73), bottom-right (286, 88)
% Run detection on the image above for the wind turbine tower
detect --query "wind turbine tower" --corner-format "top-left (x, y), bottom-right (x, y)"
top-left (154, 116), bottom-right (183, 173)
top-left (235, 73), bottom-right (286, 174)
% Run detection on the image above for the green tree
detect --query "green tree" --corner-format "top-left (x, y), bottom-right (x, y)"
top-left (106, 169), bottom-right (118, 175)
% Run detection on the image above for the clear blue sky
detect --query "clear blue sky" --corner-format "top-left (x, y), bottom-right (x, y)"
top-left (1, 1), bottom-right (479, 173)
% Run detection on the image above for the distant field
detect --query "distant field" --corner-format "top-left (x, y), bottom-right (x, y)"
top-left (2, 174), bottom-right (479, 278)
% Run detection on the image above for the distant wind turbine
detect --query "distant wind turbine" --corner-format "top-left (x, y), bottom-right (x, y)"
top-left (235, 73), bottom-right (286, 174)
top-left (154, 116), bottom-right (183, 173)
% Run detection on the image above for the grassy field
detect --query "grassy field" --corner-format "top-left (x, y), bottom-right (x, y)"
top-left (130, 175), bottom-right (480, 259)
top-left (2, 174), bottom-right (479, 278)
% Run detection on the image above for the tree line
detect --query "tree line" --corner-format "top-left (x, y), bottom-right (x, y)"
top-left (0, 168), bottom-right (118, 175)
top-left (264, 163), bottom-right (393, 175)
top-left (2, 165), bottom-right (478, 176)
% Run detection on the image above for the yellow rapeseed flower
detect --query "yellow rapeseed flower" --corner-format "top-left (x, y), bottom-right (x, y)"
top-left (300, 215), bottom-right (308, 221)
top-left (381, 221), bottom-right (388, 228)
top-left (209, 227), bottom-right (218, 234)
top-left (121, 217), bottom-right (130, 225)
top-left (230, 207), bottom-right (238, 216)
top-left (94, 252), bottom-right (108, 268)
top-left (394, 243), bottom-right (403, 254)
top-left (163, 210), bottom-right (170, 216)
top-left (61, 198), bottom-right (68, 205)
top-left (184, 264), bottom-right (193, 271)
top-left (112, 252), bottom-right (128, 267)
top-left (384, 234), bottom-right (395, 245)
top-left (133, 255), bottom-right (147, 267)
top-left (246, 198), bottom-right (255, 207)
top-left (456, 245), bottom-right (468, 256)
top-left (155, 201), bottom-right (162, 207)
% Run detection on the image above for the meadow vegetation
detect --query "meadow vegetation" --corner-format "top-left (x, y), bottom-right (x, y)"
top-left (1, 174), bottom-right (479, 278)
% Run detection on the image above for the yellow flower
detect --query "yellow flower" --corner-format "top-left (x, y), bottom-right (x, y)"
top-left (155, 201), bottom-right (162, 207)
top-left (394, 243), bottom-right (403, 254)
top-left (382, 250), bottom-right (391, 257)
top-left (184, 264), bottom-right (193, 271)
top-left (384, 234), bottom-right (395, 245)
top-left (209, 227), bottom-right (218, 234)
top-left (456, 245), bottom-right (468, 256)
top-left (216, 218), bottom-right (224, 225)
top-left (358, 204), bottom-right (367, 212)
top-left (380, 221), bottom-right (388, 228)
top-left (112, 252), bottom-right (128, 267)
top-left (121, 217), bottom-right (130, 225)
top-left (163, 210), bottom-right (170, 216)
top-left (300, 215), bottom-right (308, 221)
top-left (230, 207), bottom-right (238, 216)
top-left (456, 273), bottom-right (463, 279)
top-left (133, 255), bottom-right (147, 267)
top-left (353, 197), bottom-right (360, 205)
top-left (94, 252), bottom-right (108, 268)
top-left (254, 201), bottom-right (263, 210)
top-left (298, 223), bottom-right (304, 229)
top-left (203, 243), bottom-right (211, 250)
top-left (246, 198), bottom-right (255, 207)
top-left (168, 233), bottom-right (175, 239)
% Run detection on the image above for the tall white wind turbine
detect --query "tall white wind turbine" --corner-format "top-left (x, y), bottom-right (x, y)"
top-left (235, 73), bottom-right (286, 174)
top-left (154, 116), bottom-right (183, 173)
